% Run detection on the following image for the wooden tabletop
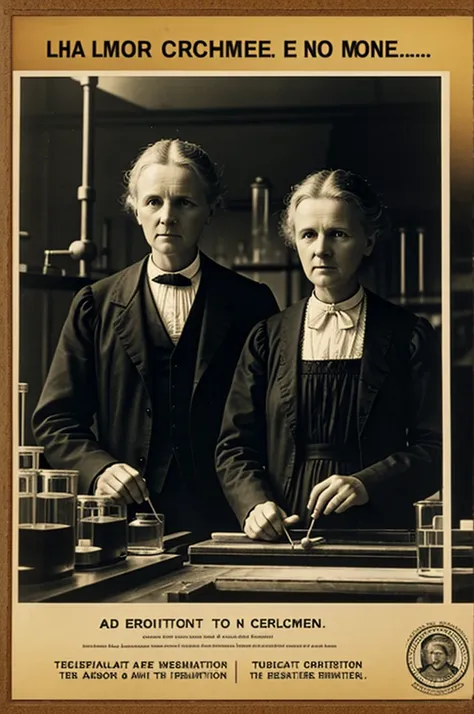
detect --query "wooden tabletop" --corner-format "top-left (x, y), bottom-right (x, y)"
top-left (17, 530), bottom-right (472, 604)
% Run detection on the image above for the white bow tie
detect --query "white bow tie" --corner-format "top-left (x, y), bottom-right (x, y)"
top-left (308, 304), bottom-right (355, 331)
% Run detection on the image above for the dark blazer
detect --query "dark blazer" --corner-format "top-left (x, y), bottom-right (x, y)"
top-left (32, 252), bottom-right (279, 528)
top-left (216, 290), bottom-right (442, 530)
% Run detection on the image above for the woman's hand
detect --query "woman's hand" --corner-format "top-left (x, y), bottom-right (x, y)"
top-left (307, 475), bottom-right (369, 519)
top-left (95, 463), bottom-right (149, 505)
top-left (244, 501), bottom-right (299, 541)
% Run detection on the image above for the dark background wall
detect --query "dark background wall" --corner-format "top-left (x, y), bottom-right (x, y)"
top-left (17, 75), bottom-right (472, 520)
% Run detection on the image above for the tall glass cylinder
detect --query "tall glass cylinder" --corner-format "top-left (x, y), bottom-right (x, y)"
top-left (18, 382), bottom-right (28, 447)
top-left (76, 496), bottom-right (128, 568)
top-left (251, 177), bottom-right (271, 263)
top-left (18, 469), bottom-right (78, 583)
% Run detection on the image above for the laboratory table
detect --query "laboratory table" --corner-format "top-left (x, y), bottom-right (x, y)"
top-left (18, 530), bottom-right (472, 604)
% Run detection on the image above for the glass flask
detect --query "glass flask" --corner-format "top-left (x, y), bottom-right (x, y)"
top-left (18, 445), bottom-right (44, 470)
top-left (415, 499), bottom-right (443, 578)
top-left (128, 512), bottom-right (165, 556)
top-left (76, 496), bottom-right (128, 568)
top-left (18, 469), bottom-right (78, 583)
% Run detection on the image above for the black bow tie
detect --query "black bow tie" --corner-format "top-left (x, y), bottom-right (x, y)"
top-left (153, 273), bottom-right (192, 287)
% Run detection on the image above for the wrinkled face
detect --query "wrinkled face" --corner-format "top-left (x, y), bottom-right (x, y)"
top-left (135, 163), bottom-right (211, 264)
top-left (293, 197), bottom-right (375, 302)
top-left (428, 646), bottom-right (448, 670)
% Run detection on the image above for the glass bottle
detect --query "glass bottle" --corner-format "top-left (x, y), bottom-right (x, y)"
top-left (128, 512), bottom-right (165, 556)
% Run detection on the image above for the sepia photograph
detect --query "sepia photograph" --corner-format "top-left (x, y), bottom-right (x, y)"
top-left (14, 73), bottom-right (470, 607)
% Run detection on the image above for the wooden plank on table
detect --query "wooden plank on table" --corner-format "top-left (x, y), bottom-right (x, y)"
top-left (210, 529), bottom-right (416, 544)
top-left (189, 539), bottom-right (416, 568)
top-left (213, 578), bottom-right (441, 598)
top-left (214, 566), bottom-right (440, 584)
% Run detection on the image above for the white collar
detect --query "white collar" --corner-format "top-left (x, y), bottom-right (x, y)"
top-left (311, 285), bottom-right (365, 313)
top-left (147, 251), bottom-right (201, 281)
top-left (307, 285), bottom-right (365, 331)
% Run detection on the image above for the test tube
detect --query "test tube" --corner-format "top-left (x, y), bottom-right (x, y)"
top-left (251, 177), bottom-right (271, 263)
top-left (18, 382), bottom-right (28, 447)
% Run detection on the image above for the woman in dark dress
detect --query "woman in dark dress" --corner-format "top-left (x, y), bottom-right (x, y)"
top-left (216, 170), bottom-right (442, 540)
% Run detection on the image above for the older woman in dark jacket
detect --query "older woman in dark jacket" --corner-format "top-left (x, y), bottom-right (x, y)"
top-left (32, 139), bottom-right (279, 538)
top-left (216, 170), bottom-right (442, 540)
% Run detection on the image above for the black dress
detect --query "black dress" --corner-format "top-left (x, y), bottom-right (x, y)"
top-left (286, 358), bottom-right (373, 530)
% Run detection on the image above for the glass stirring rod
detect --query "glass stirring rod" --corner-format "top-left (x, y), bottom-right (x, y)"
top-left (146, 496), bottom-right (160, 522)
top-left (282, 524), bottom-right (295, 549)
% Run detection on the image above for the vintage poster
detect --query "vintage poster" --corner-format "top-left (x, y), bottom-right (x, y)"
top-left (1, 5), bottom-right (473, 712)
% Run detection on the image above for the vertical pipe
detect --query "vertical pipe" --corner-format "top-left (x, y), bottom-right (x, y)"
top-left (78, 77), bottom-right (98, 278)
top-left (417, 227), bottom-right (425, 296)
top-left (399, 227), bottom-right (406, 302)
top-left (41, 292), bottom-right (51, 384)
top-left (18, 383), bottom-right (28, 447)
top-left (263, 186), bottom-right (269, 237)
top-left (101, 218), bottom-right (110, 271)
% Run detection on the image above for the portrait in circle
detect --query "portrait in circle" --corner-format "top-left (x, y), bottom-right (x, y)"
top-left (417, 634), bottom-right (458, 683)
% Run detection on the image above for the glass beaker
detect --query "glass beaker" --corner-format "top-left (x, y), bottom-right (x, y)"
top-left (128, 512), bottom-right (164, 556)
top-left (18, 445), bottom-right (44, 470)
top-left (415, 499), bottom-right (443, 577)
top-left (18, 469), bottom-right (78, 583)
top-left (76, 496), bottom-right (128, 568)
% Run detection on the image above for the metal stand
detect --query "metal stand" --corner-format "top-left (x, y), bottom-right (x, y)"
top-left (41, 76), bottom-right (98, 277)
top-left (77, 77), bottom-right (98, 277)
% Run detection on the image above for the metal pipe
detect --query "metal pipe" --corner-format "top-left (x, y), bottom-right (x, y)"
top-left (100, 218), bottom-right (111, 271)
top-left (417, 227), bottom-right (425, 296)
top-left (41, 292), bottom-right (51, 383)
top-left (398, 227), bottom-right (406, 302)
top-left (77, 77), bottom-right (98, 278)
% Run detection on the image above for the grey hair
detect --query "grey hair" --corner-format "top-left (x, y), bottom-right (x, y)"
top-left (123, 138), bottom-right (224, 212)
top-left (280, 169), bottom-right (390, 248)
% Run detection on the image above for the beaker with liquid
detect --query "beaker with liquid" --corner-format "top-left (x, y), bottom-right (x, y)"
top-left (415, 499), bottom-right (443, 577)
top-left (18, 469), bottom-right (78, 583)
top-left (18, 445), bottom-right (44, 470)
top-left (128, 512), bottom-right (164, 556)
top-left (76, 496), bottom-right (128, 568)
